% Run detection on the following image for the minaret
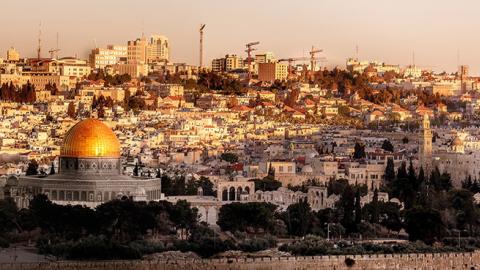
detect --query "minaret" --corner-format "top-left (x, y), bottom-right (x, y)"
top-left (419, 114), bottom-right (432, 171)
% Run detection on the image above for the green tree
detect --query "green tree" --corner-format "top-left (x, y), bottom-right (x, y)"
top-left (26, 160), bottom-right (39, 176)
top-left (384, 158), bottom-right (395, 183)
top-left (339, 185), bottom-right (356, 233)
top-left (282, 200), bottom-right (315, 236)
top-left (381, 140), bottom-right (394, 152)
top-left (353, 142), bottom-right (366, 159)
top-left (220, 153), bottom-right (238, 163)
top-left (251, 178), bottom-right (282, 192)
top-left (217, 202), bottom-right (278, 233)
top-left (404, 207), bottom-right (445, 245)
top-left (49, 163), bottom-right (55, 175)
top-left (354, 190), bottom-right (362, 225)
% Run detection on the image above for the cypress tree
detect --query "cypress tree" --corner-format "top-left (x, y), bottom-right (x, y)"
top-left (385, 158), bottom-right (395, 183)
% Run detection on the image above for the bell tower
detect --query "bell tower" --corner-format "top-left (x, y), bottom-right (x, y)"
top-left (419, 114), bottom-right (432, 170)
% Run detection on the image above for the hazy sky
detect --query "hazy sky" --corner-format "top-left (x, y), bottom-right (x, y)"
top-left (2, 0), bottom-right (480, 74)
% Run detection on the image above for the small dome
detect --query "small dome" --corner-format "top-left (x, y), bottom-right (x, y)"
top-left (302, 165), bottom-right (313, 173)
top-left (451, 136), bottom-right (463, 147)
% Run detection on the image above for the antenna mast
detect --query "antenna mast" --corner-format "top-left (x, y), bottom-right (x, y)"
top-left (37, 22), bottom-right (42, 60)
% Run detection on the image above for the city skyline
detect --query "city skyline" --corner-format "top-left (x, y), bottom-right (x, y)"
top-left (2, 0), bottom-right (480, 74)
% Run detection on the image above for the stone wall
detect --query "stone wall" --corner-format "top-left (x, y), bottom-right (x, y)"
top-left (1, 251), bottom-right (480, 270)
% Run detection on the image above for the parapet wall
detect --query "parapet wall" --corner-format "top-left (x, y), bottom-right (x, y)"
top-left (2, 251), bottom-right (480, 270)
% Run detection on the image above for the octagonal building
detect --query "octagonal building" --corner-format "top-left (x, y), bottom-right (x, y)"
top-left (15, 119), bottom-right (162, 208)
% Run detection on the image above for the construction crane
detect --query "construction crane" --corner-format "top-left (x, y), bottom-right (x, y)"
top-left (48, 48), bottom-right (60, 59)
top-left (278, 56), bottom-right (327, 76)
top-left (309, 46), bottom-right (323, 72)
top-left (199, 24), bottom-right (206, 68)
top-left (245, 41), bottom-right (260, 80)
top-left (48, 32), bottom-right (61, 59)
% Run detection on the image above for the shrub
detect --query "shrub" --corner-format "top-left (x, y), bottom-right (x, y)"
top-left (238, 236), bottom-right (277, 252)
top-left (345, 257), bottom-right (355, 267)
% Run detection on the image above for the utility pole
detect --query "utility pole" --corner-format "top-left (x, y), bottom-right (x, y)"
top-left (199, 24), bottom-right (206, 68)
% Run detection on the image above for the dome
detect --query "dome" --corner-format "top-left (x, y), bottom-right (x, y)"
top-left (60, 119), bottom-right (121, 158)
top-left (302, 165), bottom-right (313, 174)
top-left (451, 136), bottom-right (463, 147)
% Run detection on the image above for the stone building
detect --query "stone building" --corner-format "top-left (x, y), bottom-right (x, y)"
top-left (4, 118), bottom-right (162, 208)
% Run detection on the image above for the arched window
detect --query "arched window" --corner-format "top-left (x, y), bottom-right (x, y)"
top-left (237, 187), bottom-right (243, 200)
top-left (222, 189), bottom-right (228, 201)
top-left (229, 187), bottom-right (236, 201)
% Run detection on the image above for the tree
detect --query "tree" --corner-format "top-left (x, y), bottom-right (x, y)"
top-left (282, 200), bottom-right (315, 236)
top-left (67, 102), bottom-right (76, 119)
top-left (448, 189), bottom-right (478, 232)
top-left (185, 178), bottom-right (198, 195)
top-left (353, 142), bottom-right (366, 159)
top-left (197, 176), bottom-right (215, 196)
top-left (354, 190), bottom-right (362, 225)
top-left (385, 158), bottom-right (395, 183)
top-left (339, 185), bottom-right (356, 233)
top-left (402, 136), bottom-right (409, 144)
top-left (381, 140), bottom-right (394, 152)
top-left (26, 160), bottom-right (39, 176)
top-left (396, 162), bottom-right (408, 179)
top-left (161, 175), bottom-right (173, 195)
top-left (220, 153), bottom-right (238, 163)
top-left (404, 207), bottom-right (445, 245)
top-left (371, 189), bottom-right (379, 224)
top-left (49, 163), bottom-right (55, 175)
top-left (217, 202), bottom-right (278, 233)
top-left (251, 178), bottom-right (282, 192)
top-left (133, 163), bottom-right (139, 177)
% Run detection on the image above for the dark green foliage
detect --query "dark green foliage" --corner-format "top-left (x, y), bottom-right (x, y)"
top-left (281, 200), bottom-right (315, 236)
top-left (339, 185), bottom-right (356, 233)
top-left (251, 178), bottom-right (282, 192)
top-left (237, 236), bottom-right (277, 252)
top-left (385, 158), bottom-right (395, 183)
top-left (25, 160), bottom-right (39, 176)
top-left (353, 142), bottom-right (366, 159)
top-left (327, 178), bottom-right (349, 196)
top-left (217, 202), bottom-right (277, 233)
top-left (49, 163), bottom-right (55, 175)
top-left (381, 140), bottom-right (394, 152)
top-left (220, 152), bottom-right (238, 163)
top-left (279, 236), bottom-right (469, 256)
top-left (405, 207), bottom-right (445, 245)
top-left (354, 190), bottom-right (362, 225)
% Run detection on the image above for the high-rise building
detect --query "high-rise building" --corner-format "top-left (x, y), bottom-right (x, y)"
top-left (147, 35), bottom-right (169, 63)
top-left (225, 54), bottom-right (243, 71)
top-left (211, 58), bottom-right (226, 73)
top-left (258, 62), bottom-right (288, 82)
top-left (89, 45), bottom-right (127, 69)
top-left (6, 47), bottom-right (20, 61)
top-left (127, 37), bottom-right (148, 64)
top-left (211, 54), bottom-right (244, 72)
top-left (255, 52), bottom-right (275, 64)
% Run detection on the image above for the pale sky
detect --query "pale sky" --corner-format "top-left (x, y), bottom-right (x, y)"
top-left (2, 0), bottom-right (480, 74)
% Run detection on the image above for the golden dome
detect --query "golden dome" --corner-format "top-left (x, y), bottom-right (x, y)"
top-left (60, 119), bottom-right (121, 158)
